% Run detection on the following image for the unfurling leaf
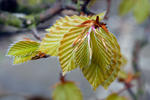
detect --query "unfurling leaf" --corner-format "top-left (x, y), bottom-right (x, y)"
top-left (52, 81), bottom-right (83, 100)
top-left (106, 93), bottom-right (127, 100)
top-left (7, 40), bottom-right (40, 64)
top-left (39, 12), bottom-right (126, 90)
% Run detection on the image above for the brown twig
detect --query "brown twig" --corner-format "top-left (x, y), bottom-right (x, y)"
top-left (132, 40), bottom-right (147, 99)
top-left (124, 83), bottom-right (137, 100)
top-left (104, 0), bottom-right (111, 20)
top-left (38, 2), bottom-right (78, 24)
top-left (31, 28), bottom-right (42, 41)
top-left (60, 73), bottom-right (66, 83)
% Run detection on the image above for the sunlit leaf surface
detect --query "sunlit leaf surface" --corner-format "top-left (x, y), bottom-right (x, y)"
top-left (39, 16), bottom-right (89, 56)
top-left (36, 12), bottom-right (126, 89)
top-left (81, 29), bottom-right (122, 89)
top-left (7, 40), bottom-right (39, 64)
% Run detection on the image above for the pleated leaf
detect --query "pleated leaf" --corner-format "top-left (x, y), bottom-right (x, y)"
top-left (38, 12), bottom-right (125, 90)
top-left (13, 52), bottom-right (38, 64)
top-left (7, 40), bottom-right (40, 64)
top-left (39, 15), bottom-right (89, 56)
top-left (52, 82), bottom-right (83, 100)
top-left (58, 27), bottom-right (88, 74)
top-left (74, 36), bottom-right (91, 68)
top-left (81, 28), bottom-right (122, 90)
top-left (7, 41), bottom-right (39, 57)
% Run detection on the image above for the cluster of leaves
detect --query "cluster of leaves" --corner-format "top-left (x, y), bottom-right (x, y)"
top-left (119, 0), bottom-right (150, 23)
top-left (7, 12), bottom-right (125, 90)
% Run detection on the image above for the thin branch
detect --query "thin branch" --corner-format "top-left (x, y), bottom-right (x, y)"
top-left (124, 83), bottom-right (137, 100)
top-left (104, 0), bottom-right (111, 20)
top-left (31, 28), bottom-right (42, 41)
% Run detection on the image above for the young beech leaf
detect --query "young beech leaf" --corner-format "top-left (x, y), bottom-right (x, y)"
top-left (106, 93), bottom-right (127, 100)
top-left (13, 52), bottom-right (38, 64)
top-left (81, 29), bottom-right (122, 90)
top-left (7, 41), bottom-right (39, 56)
top-left (7, 40), bottom-right (39, 64)
top-left (39, 15), bottom-right (89, 56)
top-left (58, 27), bottom-right (88, 74)
top-left (39, 12), bottom-right (125, 90)
top-left (75, 36), bottom-right (92, 69)
top-left (52, 82), bottom-right (83, 100)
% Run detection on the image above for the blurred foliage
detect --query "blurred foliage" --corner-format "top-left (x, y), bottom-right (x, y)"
top-left (17, 0), bottom-right (56, 14)
top-left (106, 93), bottom-right (127, 100)
top-left (119, 0), bottom-right (150, 23)
top-left (0, 12), bottom-right (23, 27)
top-left (52, 81), bottom-right (83, 100)
top-left (17, 0), bottom-right (55, 6)
top-left (87, 0), bottom-right (96, 8)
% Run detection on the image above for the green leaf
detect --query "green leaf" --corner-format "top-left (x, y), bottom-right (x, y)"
top-left (52, 82), bottom-right (83, 100)
top-left (58, 27), bottom-right (87, 74)
top-left (133, 0), bottom-right (150, 23)
top-left (7, 40), bottom-right (40, 64)
top-left (75, 35), bottom-right (91, 68)
top-left (39, 15), bottom-right (89, 56)
top-left (81, 28), bottom-right (122, 90)
top-left (13, 52), bottom-right (37, 64)
top-left (119, 0), bottom-right (134, 16)
top-left (106, 93), bottom-right (127, 100)
top-left (38, 12), bottom-right (125, 90)
top-left (7, 41), bottom-right (39, 57)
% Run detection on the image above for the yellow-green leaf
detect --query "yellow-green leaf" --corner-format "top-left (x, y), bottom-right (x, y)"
top-left (39, 15), bottom-right (89, 56)
top-left (7, 40), bottom-right (40, 64)
top-left (119, 0), bottom-right (134, 16)
top-left (106, 93), bottom-right (127, 100)
top-left (38, 12), bottom-right (125, 90)
top-left (52, 82), bottom-right (83, 100)
top-left (133, 0), bottom-right (150, 23)
top-left (58, 27), bottom-right (87, 74)
top-left (7, 41), bottom-right (39, 57)
top-left (81, 28), bottom-right (122, 90)
top-left (13, 52), bottom-right (37, 64)
top-left (75, 36), bottom-right (91, 68)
